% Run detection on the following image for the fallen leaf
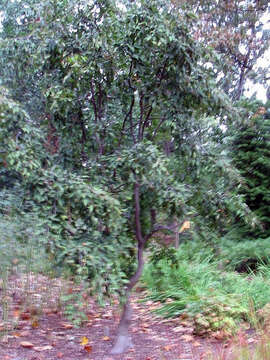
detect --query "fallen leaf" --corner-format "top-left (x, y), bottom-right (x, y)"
top-left (84, 344), bottom-right (93, 353)
top-left (20, 330), bottom-right (31, 337)
top-left (61, 322), bottom-right (73, 329)
top-left (141, 322), bottom-right (149, 328)
top-left (193, 341), bottom-right (201, 347)
top-left (163, 344), bottom-right (174, 351)
top-left (179, 313), bottom-right (189, 320)
top-left (12, 332), bottom-right (21, 337)
top-left (142, 328), bottom-right (150, 333)
top-left (31, 319), bottom-right (39, 328)
top-left (20, 312), bottom-right (30, 320)
top-left (34, 345), bottom-right (53, 351)
top-left (102, 314), bottom-right (112, 319)
top-left (57, 352), bottom-right (64, 358)
top-left (80, 336), bottom-right (89, 345)
top-left (180, 334), bottom-right (194, 342)
top-left (20, 341), bottom-right (34, 348)
top-left (181, 320), bottom-right (193, 327)
top-left (13, 309), bottom-right (20, 319)
top-left (173, 326), bottom-right (186, 333)
top-left (103, 336), bottom-right (110, 341)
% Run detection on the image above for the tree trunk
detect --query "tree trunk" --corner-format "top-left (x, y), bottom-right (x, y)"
top-left (110, 243), bottom-right (145, 354)
top-left (174, 227), bottom-right (180, 249)
top-left (109, 295), bottom-right (133, 354)
top-left (173, 217), bottom-right (179, 249)
top-left (110, 182), bottom-right (146, 355)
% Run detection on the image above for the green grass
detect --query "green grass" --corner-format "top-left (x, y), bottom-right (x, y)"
top-left (175, 237), bottom-right (270, 273)
top-left (142, 246), bottom-right (270, 336)
top-left (216, 238), bottom-right (270, 272)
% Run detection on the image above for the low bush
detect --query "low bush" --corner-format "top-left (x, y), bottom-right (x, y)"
top-left (216, 238), bottom-right (270, 273)
top-left (175, 237), bottom-right (270, 273)
top-left (142, 246), bottom-right (270, 337)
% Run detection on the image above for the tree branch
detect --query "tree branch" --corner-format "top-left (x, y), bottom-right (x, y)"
top-left (151, 116), bottom-right (166, 140)
top-left (90, 80), bottom-right (98, 122)
top-left (118, 95), bottom-right (135, 146)
top-left (90, 80), bottom-right (104, 154)
top-left (141, 105), bottom-right (153, 139)
top-left (138, 94), bottom-right (144, 141)
top-left (145, 223), bottom-right (179, 242)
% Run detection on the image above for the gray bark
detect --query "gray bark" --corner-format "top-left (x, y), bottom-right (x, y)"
top-left (110, 182), bottom-right (145, 355)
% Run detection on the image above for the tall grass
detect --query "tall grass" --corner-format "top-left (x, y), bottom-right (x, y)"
top-left (142, 246), bottom-right (270, 335)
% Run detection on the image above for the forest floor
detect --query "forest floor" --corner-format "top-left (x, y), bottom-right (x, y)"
top-left (0, 273), bottom-right (259, 360)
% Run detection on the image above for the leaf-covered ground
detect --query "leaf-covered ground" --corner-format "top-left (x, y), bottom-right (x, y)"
top-left (0, 274), bottom-right (258, 360)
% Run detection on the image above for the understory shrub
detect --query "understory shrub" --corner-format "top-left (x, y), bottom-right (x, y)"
top-left (142, 247), bottom-right (270, 336)
top-left (216, 238), bottom-right (270, 272)
top-left (176, 237), bottom-right (270, 273)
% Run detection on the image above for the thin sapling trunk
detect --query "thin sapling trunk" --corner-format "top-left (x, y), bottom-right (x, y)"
top-left (110, 182), bottom-right (146, 355)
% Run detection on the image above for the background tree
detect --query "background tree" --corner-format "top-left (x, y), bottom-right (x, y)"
top-left (171, 0), bottom-right (270, 100)
top-left (230, 99), bottom-right (270, 238)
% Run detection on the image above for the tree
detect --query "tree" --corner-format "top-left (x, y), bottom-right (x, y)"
top-left (231, 99), bottom-right (270, 238)
top-left (171, 0), bottom-right (270, 101)
top-left (0, 0), bottom-right (258, 354)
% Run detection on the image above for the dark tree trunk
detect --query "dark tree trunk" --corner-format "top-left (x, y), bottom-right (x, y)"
top-left (110, 182), bottom-right (145, 355)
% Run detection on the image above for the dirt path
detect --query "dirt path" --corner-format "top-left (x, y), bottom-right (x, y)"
top-left (0, 274), bottom-right (253, 360)
top-left (0, 297), bottom-right (231, 360)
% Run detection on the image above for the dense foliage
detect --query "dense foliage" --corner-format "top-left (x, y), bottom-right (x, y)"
top-left (0, 0), bottom-right (248, 288)
top-left (143, 244), bottom-right (270, 337)
top-left (0, 0), bottom-right (269, 352)
top-left (231, 100), bottom-right (270, 237)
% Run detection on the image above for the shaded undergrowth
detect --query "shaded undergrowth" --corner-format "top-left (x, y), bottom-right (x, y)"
top-left (142, 242), bottom-right (270, 338)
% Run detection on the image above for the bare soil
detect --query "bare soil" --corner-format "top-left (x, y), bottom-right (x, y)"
top-left (0, 274), bottom-right (256, 360)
